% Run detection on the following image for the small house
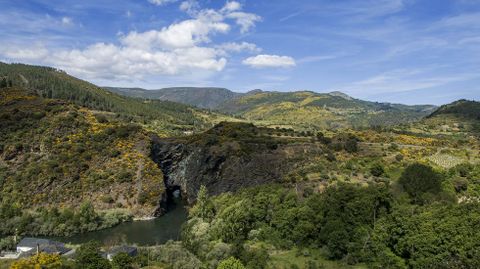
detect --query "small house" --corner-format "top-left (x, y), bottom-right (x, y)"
top-left (16, 237), bottom-right (71, 256)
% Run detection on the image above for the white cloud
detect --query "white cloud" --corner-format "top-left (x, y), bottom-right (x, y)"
top-left (226, 11), bottom-right (261, 33)
top-left (437, 12), bottom-right (480, 28)
top-left (20, 43), bottom-right (227, 80)
top-left (339, 69), bottom-right (478, 94)
top-left (148, 0), bottom-right (178, 6)
top-left (0, 1), bottom-right (266, 81)
top-left (221, 1), bottom-right (242, 12)
top-left (2, 46), bottom-right (49, 61)
top-left (120, 19), bottom-right (230, 50)
top-left (243, 54), bottom-right (296, 68)
top-left (0, 0), bottom-right (275, 83)
top-left (297, 55), bottom-right (337, 64)
top-left (179, 0), bottom-right (199, 15)
top-left (216, 42), bottom-right (261, 53)
top-left (61, 17), bottom-right (72, 26)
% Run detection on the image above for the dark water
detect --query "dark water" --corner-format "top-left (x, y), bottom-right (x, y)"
top-left (50, 199), bottom-right (188, 246)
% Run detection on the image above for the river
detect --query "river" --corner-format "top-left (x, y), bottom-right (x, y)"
top-left (50, 197), bottom-right (188, 246)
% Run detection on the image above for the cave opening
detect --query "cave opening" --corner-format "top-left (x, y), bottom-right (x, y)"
top-left (165, 185), bottom-right (183, 211)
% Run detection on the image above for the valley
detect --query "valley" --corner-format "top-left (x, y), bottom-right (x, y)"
top-left (1, 62), bottom-right (480, 269)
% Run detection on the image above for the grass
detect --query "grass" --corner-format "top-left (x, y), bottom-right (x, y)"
top-left (0, 260), bottom-right (13, 269)
top-left (268, 248), bottom-right (368, 269)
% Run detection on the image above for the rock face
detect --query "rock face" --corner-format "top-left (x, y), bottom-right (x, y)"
top-left (151, 136), bottom-right (292, 203)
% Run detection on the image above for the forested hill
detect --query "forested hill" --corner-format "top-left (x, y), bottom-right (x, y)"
top-left (0, 63), bottom-right (232, 135)
top-left (428, 99), bottom-right (480, 120)
top-left (105, 86), bottom-right (242, 109)
top-left (216, 90), bottom-right (437, 129)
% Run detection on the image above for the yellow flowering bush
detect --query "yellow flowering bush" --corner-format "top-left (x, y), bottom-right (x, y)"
top-left (10, 253), bottom-right (62, 269)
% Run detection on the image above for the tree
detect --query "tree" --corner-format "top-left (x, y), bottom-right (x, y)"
top-left (398, 163), bottom-right (442, 204)
top-left (217, 257), bottom-right (246, 269)
top-left (111, 252), bottom-right (133, 269)
top-left (345, 137), bottom-right (358, 153)
top-left (370, 163), bottom-right (385, 177)
top-left (191, 185), bottom-right (215, 220)
top-left (0, 78), bottom-right (7, 88)
top-left (75, 241), bottom-right (112, 269)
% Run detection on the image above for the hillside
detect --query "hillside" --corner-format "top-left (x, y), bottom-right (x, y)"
top-left (400, 99), bottom-right (480, 137)
top-left (0, 62), bottom-right (236, 136)
top-left (105, 86), bottom-right (242, 109)
top-left (217, 90), bottom-right (436, 130)
top-left (428, 99), bottom-right (480, 120)
top-left (0, 86), bottom-right (170, 236)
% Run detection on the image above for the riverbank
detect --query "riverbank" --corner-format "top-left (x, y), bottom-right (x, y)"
top-left (47, 199), bottom-right (188, 246)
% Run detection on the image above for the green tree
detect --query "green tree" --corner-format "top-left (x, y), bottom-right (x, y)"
top-left (345, 137), bottom-right (358, 153)
top-left (192, 185), bottom-right (215, 220)
top-left (370, 163), bottom-right (385, 177)
top-left (217, 257), bottom-right (246, 269)
top-left (111, 252), bottom-right (133, 269)
top-left (0, 78), bottom-right (6, 88)
top-left (75, 241), bottom-right (112, 269)
top-left (398, 163), bottom-right (442, 204)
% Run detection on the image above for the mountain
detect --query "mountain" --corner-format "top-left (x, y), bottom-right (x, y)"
top-left (0, 62), bottom-right (237, 135)
top-left (105, 86), bottom-right (242, 109)
top-left (428, 99), bottom-right (480, 120)
top-left (106, 86), bottom-right (436, 130)
top-left (328, 91), bottom-right (354, 100)
top-left (217, 90), bottom-right (437, 129)
top-left (413, 99), bottom-right (480, 135)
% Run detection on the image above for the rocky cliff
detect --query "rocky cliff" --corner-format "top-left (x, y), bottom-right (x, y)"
top-left (150, 122), bottom-right (326, 202)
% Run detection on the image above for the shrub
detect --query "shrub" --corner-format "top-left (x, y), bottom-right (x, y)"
top-left (112, 252), bottom-right (134, 269)
top-left (370, 163), bottom-right (385, 177)
top-left (217, 257), bottom-right (245, 269)
top-left (398, 163), bottom-right (442, 204)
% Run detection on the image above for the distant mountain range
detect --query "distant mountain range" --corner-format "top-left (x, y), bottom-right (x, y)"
top-left (106, 86), bottom-right (437, 129)
top-left (105, 87), bottom-right (242, 109)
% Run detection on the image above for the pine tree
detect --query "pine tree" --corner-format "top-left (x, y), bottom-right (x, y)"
top-left (193, 185), bottom-right (215, 220)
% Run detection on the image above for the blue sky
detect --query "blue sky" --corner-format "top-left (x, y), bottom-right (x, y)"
top-left (0, 0), bottom-right (479, 105)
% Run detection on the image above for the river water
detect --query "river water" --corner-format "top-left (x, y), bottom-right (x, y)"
top-left (50, 198), bottom-right (188, 246)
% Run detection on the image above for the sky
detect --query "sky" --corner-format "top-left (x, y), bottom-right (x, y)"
top-left (0, 0), bottom-right (479, 105)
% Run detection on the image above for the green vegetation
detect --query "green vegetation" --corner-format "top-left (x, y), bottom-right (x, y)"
top-left (181, 184), bottom-right (391, 267)
top-left (217, 91), bottom-right (435, 130)
top-left (106, 87), bottom-right (240, 110)
top-left (0, 62), bottom-right (238, 136)
top-left (428, 99), bottom-right (480, 120)
top-left (0, 201), bottom-right (131, 236)
top-left (75, 241), bottom-right (112, 269)
top-left (398, 163), bottom-right (444, 204)
top-left (2, 62), bottom-right (480, 269)
top-left (217, 257), bottom-right (245, 269)
top-left (0, 86), bottom-right (163, 235)
top-left (177, 177), bottom-right (480, 269)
